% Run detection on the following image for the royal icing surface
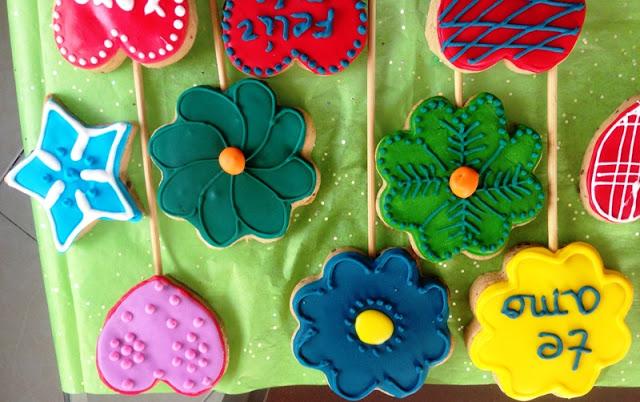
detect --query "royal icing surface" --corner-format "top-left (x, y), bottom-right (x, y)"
top-left (292, 248), bottom-right (451, 400)
top-left (97, 276), bottom-right (227, 396)
top-left (430, 0), bottom-right (586, 73)
top-left (149, 79), bottom-right (318, 248)
top-left (4, 98), bottom-right (141, 252)
top-left (468, 243), bottom-right (633, 400)
top-left (582, 98), bottom-right (640, 223)
top-left (53, 0), bottom-right (195, 71)
top-left (221, 0), bottom-right (367, 76)
top-left (376, 93), bottom-right (544, 262)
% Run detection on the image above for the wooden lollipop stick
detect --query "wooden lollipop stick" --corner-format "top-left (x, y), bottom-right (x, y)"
top-left (547, 67), bottom-right (559, 252)
top-left (210, 0), bottom-right (229, 91)
top-left (366, 0), bottom-right (377, 258)
top-left (454, 70), bottom-right (464, 107)
top-left (132, 61), bottom-right (163, 276)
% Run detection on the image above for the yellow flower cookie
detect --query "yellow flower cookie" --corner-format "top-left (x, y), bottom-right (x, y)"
top-left (467, 242), bottom-right (633, 400)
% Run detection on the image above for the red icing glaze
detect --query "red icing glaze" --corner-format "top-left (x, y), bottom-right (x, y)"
top-left (584, 99), bottom-right (640, 224)
top-left (434, 0), bottom-right (586, 73)
top-left (221, 0), bottom-right (367, 77)
top-left (53, 0), bottom-right (196, 72)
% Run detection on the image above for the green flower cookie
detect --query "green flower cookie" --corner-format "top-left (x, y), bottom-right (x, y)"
top-left (149, 79), bottom-right (318, 248)
top-left (376, 93), bottom-right (544, 262)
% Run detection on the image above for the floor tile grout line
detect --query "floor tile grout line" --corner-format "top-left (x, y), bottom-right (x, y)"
top-left (1, 147), bottom-right (23, 180)
top-left (0, 209), bottom-right (35, 241)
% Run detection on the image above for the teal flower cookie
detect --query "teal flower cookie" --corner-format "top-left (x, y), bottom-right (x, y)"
top-left (376, 93), bottom-right (544, 262)
top-left (149, 79), bottom-right (318, 248)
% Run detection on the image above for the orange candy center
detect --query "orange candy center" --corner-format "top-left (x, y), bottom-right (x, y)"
top-left (219, 147), bottom-right (246, 175)
top-left (449, 166), bottom-right (479, 199)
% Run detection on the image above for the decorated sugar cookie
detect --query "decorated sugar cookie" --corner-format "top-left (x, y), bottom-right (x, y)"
top-left (53, 0), bottom-right (197, 72)
top-left (467, 243), bottom-right (633, 400)
top-left (376, 93), bottom-right (544, 262)
top-left (426, 0), bottom-right (586, 74)
top-left (291, 248), bottom-right (452, 400)
top-left (97, 276), bottom-right (227, 396)
top-left (4, 97), bottom-right (141, 252)
top-left (221, 0), bottom-right (368, 77)
top-left (149, 79), bottom-right (319, 248)
top-left (581, 97), bottom-right (640, 223)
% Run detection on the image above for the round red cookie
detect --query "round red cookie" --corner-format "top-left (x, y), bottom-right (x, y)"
top-left (581, 97), bottom-right (640, 224)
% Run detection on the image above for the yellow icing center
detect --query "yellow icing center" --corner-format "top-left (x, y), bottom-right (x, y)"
top-left (449, 166), bottom-right (479, 199)
top-left (354, 310), bottom-right (394, 345)
top-left (219, 147), bottom-right (246, 175)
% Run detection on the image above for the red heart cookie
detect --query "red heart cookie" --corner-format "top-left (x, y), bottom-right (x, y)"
top-left (97, 276), bottom-right (227, 396)
top-left (427, 0), bottom-right (586, 74)
top-left (581, 98), bottom-right (640, 224)
top-left (52, 0), bottom-right (197, 72)
top-left (221, 0), bottom-right (368, 77)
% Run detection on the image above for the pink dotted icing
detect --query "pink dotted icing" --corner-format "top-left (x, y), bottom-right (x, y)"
top-left (97, 276), bottom-right (226, 396)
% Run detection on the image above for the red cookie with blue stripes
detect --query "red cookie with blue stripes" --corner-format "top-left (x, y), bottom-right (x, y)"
top-left (426, 0), bottom-right (586, 74)
top-left (221, 0), bottom-right (367, 77)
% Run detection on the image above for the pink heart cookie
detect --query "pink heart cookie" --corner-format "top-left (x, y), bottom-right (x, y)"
top-left (97, 276), bottom-right (227, 396)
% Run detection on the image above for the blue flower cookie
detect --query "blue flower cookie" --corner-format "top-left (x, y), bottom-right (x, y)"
top-left (291, 248), bottom-right (452, 400)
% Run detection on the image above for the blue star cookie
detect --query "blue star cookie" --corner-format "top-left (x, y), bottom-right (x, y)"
top-left (4, 97), bottom-right (142, 252)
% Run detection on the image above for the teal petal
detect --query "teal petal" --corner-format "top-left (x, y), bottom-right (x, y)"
top-left (177, 86), bottom-right (246, 148)
top-left (199, 173), bottom-right (240, 247)
top-left (158, 159), bottom-right (220, 217)
top-left (248, 157), bottom-right (316, 201)
top-left (229, 79), bottom-right (276, 154)
top-left (247, 108), bottom-right (306, 168)
top-left (233, 173), bottom-right (288, 237)
top-left (150, 122), bottom-right (226, 169)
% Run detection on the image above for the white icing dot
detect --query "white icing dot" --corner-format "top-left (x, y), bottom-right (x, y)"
top-left (99, 50), bottom-right (107, 58)
top-left (56, 36), bottom-right (63, 44)
top-left (138, 52), bottom-right (145, 59)
top-left (68, 54), bottom-right (76, 62)
top-left (165, 44), bottom-right (174, 52)
top-left (175, 5), bottom-right (186, 17)
top-left (173, 19), bottom-right (184, 30)
top-left (53, 24), bottom-right (60, 32)
top-left (53, 11), bottom-right (60, 19)
top-left (90, 57), bottom-right (98, 64)
top-left (158, 48), bottom-right (166, 56)
top-left (120, 34), bottom-right (128, 43)
top-left (110, 29), bottom-right (118, 37)
top-left (60, 47), bottom-right (67, 55)
top-left (129, 46), bottom-right (137, 53)
top-left (170, 33), bottom-right (178, 42)
top-left (148, 52), bottom-right (156, 59)
top-left (78, 58), bottom-right (87, 66)
top-left (104, 39), bottom-right (113, 48)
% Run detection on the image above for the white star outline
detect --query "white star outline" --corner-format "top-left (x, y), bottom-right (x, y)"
top-left (4, 98), bottom-right (139, 252)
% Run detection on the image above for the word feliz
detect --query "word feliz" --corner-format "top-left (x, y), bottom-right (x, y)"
top-left (233, 10), bottom-right (340, 47)
top-left (501, 286), bottom-right (599, 371)
top-left (74, 0), bottom-right (166, 16)
top-left (501, 286), bottom-right (600, 318)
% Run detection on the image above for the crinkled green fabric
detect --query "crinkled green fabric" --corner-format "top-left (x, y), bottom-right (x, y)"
top-left (6, 0), bottom-right (640, 395)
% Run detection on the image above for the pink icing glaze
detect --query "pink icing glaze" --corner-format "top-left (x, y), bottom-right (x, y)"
top-left (97, 276), bottom-right (227, 396)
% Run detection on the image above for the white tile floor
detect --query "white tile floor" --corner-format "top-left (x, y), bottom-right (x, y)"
top-left (0, 2), bottom-right (260, 401)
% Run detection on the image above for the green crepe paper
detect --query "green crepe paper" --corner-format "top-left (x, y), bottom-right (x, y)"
top-left (6, 0), bottom-right (640, 395)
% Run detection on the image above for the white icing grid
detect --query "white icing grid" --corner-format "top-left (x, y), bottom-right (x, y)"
top-left (53, 0), bottom-right (187, 68)
top-left (591, 101), bottom-right (640, 223)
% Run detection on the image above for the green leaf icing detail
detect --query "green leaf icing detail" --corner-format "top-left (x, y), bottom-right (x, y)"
top-left (376, 93), bottom-right (544, 262)
top-left (149, 79), bottom-right (318, 248)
